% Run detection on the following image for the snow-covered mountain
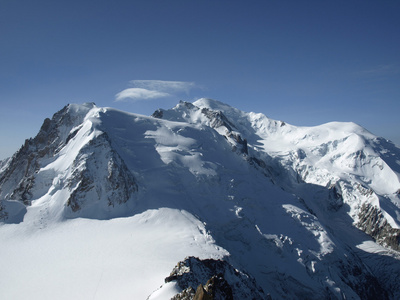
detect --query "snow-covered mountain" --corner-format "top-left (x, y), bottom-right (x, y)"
top-left (1, 99), bottom-right (399, 299)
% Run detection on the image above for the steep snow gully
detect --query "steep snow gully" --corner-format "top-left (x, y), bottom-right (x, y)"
top-left (1, 99), bottom-right (400, 299)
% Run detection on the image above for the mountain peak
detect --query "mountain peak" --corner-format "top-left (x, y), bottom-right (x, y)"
top-left (192, 98), bottom-right (234, 111)
top-left (67, 101), bottom-right (97, 111)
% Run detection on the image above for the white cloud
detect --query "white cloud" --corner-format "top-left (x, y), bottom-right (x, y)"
top-left (130, 80), bottom-right (196, 94)
top-left (115, 80), bottom-right (197, 102)
top-left (115, 88), bottom-right (170, 102)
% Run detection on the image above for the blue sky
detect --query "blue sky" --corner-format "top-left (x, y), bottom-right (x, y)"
top-left (1, 0), bottom-right (399, 159)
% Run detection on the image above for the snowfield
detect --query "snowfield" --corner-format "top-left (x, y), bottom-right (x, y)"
top-left (0, 208), bottom-right (227, 300)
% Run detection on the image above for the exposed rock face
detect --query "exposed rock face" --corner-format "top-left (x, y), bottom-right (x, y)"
top-left (165, 256), bottom-right (267, 300)
top-left (0, 104), bottom-right (92, 202)
top-left (200, 107), bottom-right (235, 132)
top-left (328, 183), bottom-right (344, 211)
top-left (0, 104), bottom-right (92, 221)
top-left (171, 286), bottom-right (196, 300)
top-left (193, 284), bottom-right (213, 300)
top-left (196, 275), bottom-right (233, 300)
top-left (357, 203), bottom-right (400, 251)
top-left (151, 109), bottom-right (163, 119)
top-left (65, 132), bottom-right (138, 217)
top-left (227, 131), bottom-right (248, 154)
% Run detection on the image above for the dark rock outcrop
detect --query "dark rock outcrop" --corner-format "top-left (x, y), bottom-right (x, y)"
top-left (66, 132), bottom-right (138, 217)
top-left (328, 183), bottom-right (344, 211)
top-left (0, 104), bottom-right (93, 202)
top-left (357, 203), bottom-right (400, 251)
top-left (200, 108), bottom-right (235, 132)
top-left (0, 104), bottom-right (94, 221)
top-left (165, 256), bottom-right (267, 300)
top-left (151, 109), bottom-right (163, 119)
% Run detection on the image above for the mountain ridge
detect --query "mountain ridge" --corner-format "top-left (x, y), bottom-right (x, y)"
top-left (1, 99), bottom-right (400, 299)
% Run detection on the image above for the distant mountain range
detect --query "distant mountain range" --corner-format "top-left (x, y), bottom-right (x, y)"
top-left (1, 99), bottom-right (399, 299)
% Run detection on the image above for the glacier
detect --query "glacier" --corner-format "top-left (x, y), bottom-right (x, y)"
top-left (0, 99), bottom-right (399, 299)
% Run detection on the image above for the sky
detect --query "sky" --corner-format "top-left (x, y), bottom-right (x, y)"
top-left (0, 0), bottom-right (399, 159)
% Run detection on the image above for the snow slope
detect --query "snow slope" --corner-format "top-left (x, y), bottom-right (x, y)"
top-left (0, 208), bottom-right (226, 299)
top-left (157, 99), bottom-right (400, 236)
top-left (1, 99), bottom-right (400, 299)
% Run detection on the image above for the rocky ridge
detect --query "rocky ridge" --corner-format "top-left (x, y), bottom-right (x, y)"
top-left (0, 103), bottom-right (138, 222)
top-left (149, 256), bottom-right (267, 300)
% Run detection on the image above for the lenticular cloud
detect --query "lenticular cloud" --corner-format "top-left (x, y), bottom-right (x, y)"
top-left (130, 80), bottom-right (196, 93)
top-left (115, 88), bottom-right (170, 101)
top-left (115, 80), bottom-right (197, 102)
